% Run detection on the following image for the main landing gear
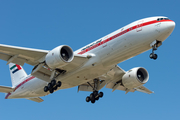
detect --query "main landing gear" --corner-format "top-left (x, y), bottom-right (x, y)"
top-left (85, 79), bottom-right (104, 104)
top-left (44, 69), bottom-right (65, 94)
top-left (86, 91), bottom-right (104, 103)
top-left (149, 40), bottom-right (162, 60)
top-left (44, 80), bottom-right (61, 93)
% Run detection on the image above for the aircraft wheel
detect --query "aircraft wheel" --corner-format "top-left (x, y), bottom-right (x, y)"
top-left (44, 86), bottom-right (49, 92)
top-left (86, 96), bottom-right (90, 102)
top-left (153, 54), bottom-right (158, 60)
top-left (150, 53), bottom-right (158, 60)
top-left (49, 88), bottom-right (54, 94)
top-left (90, 93), bottom-right (95, 102)
top-left (99, 92), bottom-right (104, 98)
top-left (51, 80), bottom-right (56, 86)
top-left (149, 53), bottom-right (153, 59)
top-left (57, 81), bottom-right (62, 87)
top-left (48, 83), bottom-right (52, 89)
top-left (91, 99), bottom-right (95, 104)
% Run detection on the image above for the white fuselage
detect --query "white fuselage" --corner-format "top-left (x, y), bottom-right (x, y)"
top-left (6, 16), bottom-right (175, 99)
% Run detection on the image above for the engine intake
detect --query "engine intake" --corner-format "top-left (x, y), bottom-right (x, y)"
top-left (45, 45), bottom-right (74, 69)
top-left (122, 67), bottom-right (149, 89)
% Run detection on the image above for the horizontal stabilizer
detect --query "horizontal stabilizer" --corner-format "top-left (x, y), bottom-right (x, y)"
top-left (27, 97), bottom-right (44, 103)
top-left (0, 86), bottom-right (13, 93)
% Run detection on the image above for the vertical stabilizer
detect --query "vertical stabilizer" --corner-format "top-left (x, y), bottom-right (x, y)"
top-left (9, 63), bottom-right (28, 88)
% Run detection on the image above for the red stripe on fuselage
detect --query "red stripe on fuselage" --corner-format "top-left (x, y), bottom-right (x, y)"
top-left (13, 76), bottom-right (35, 92)
top-left (78, 20), bottom-right (173, 55)
top-left (5, 93), bottom-right (11, 99)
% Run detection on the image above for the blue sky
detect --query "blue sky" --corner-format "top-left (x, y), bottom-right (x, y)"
top-left (0, 0), bottom-right (179, 120)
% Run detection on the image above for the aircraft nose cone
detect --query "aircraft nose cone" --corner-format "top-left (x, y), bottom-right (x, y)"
top-left (167, 21), bottom-right (175, 32)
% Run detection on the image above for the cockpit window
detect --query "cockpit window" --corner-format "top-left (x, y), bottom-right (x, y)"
top-left (157, 18), bottom-right (169, 21)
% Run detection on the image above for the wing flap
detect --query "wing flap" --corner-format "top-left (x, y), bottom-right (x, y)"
top-left (0, 86), bottom-right (13, 93)
top-left (27, 97), bottom-right (44, 103)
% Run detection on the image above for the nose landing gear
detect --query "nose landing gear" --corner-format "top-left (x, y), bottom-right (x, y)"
top-left (149, 40), bottom-right (162, 60)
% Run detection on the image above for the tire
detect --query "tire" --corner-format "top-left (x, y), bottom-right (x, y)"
top-left (57, 81), bottom-right (62, 87)
top-left (44, 86), bottom-right (49, 92)
top-left (49, 88), bottom-right (54, 94)
top-left (91, 99), bottom-right (95, 104)
top-left (86, 96), bottom-right (90, 102)
top-left (149, 53), bottom-right (153, 59)
top-left (51, 80), bottom-right (56, 86)
top-left (90, 93), bottom-right (95, 101)
top-left (99, 92), bottom-right (104, 98)
top-left (48, 83), bottom-right (52, 89)
top-left (153, 54), bottom-right (158, 60)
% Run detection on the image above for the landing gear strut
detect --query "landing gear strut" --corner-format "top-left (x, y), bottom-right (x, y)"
top-left (85, 79), bottom-right (104, 104)
top-left (149, 40), bottom-right (162, 60)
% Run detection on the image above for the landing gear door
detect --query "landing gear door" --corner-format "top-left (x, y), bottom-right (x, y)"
top-left (136, 20), bottom-right (144, 32)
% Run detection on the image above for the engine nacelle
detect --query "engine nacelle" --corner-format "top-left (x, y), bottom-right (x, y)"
top-left (45, 45), bottom-right (74, 69)
top-left (122, 67), bottom-right (149, 89)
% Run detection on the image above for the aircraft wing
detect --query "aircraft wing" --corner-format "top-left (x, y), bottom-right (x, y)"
top-left (0, 44), bottom-right (88, 65)
top-left (78, 65), bottom-right (153, 94)
top-left (0, 44), bottom-right (49, 66)
top-left (0, 44), bottom-right (89, 82)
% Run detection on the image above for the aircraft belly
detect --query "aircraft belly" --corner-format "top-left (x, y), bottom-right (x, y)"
top-left (56, 61), bottom-right (110, 88)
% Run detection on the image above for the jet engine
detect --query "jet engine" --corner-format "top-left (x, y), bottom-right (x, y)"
top-left (122, 67), bottom-right (149, 89)
top-left (45, 45), bottom-right (74, 69)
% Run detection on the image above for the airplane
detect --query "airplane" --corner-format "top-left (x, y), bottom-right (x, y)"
top-left (0, 16), bottom-right (175, 103)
